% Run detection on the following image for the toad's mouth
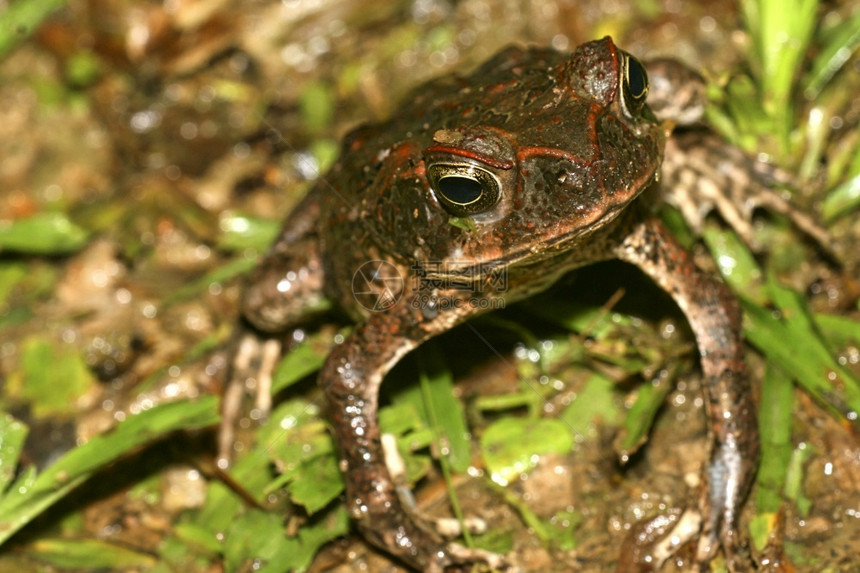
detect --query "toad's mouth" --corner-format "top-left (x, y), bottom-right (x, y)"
top-left (415, 199), bottom-right (632, 292)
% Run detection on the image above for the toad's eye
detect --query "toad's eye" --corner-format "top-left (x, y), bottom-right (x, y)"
top-left (438, 176), bottom-right (482, 204)
top-left (427, 163), bottom-right (501, 217)
top-left (620, 52), bottom-right (649, 117)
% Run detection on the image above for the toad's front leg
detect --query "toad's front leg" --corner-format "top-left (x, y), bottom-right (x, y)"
top-left (615, 214), bottom-right (759, 571)
top-left (319, 290), bottom-right (500, 572)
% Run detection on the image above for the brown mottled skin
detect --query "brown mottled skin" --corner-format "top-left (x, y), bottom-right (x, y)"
top-left (240, 38), bottom-right (759, 571)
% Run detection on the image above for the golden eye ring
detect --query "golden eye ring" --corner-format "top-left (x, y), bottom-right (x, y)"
top-left (620, 53), bottom-right (649, 118)
top-left (428, 163), bottom-right (501, 217)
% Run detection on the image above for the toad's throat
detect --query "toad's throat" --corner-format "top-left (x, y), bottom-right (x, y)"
top-left (417, 201), bottom-right (630, 291)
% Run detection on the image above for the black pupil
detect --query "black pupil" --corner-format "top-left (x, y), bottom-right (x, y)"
top-left (626, 57), bottom-right (647, 99)
top-left (438, 176), bottom-right (483, 205)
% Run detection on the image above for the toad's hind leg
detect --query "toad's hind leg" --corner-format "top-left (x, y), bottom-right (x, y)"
top-left (615, 214), bottom-right (759, 572)
top-left (661, 132), bottom-right (833, 258)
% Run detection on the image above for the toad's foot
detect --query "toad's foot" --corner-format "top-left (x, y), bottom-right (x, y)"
top-left (662, 132), bottom-right (835, 259)
top-left (618, 500), bottom-right (753, 572)
top-left (695, 436), bottom-right (757, 573)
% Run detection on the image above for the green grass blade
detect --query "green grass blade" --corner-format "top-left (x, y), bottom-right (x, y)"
top-left (757, 0), bottom-right (818, 116)
top-left (27, 538), bottom-right (157, 569)
top-left (755, 365), bottom-right (794, 514)
top-left (701, 223), bottom-right (763, 300)
top-left (0, 397), bottom-right (220, 545)
top-left (271, 329), bottom-right (335, 393)
top-left (0, 212), bottom-right (89, 255)
top-left (162, 256), bottom-right (257, 307)
top-left (217, 213), bottom-right (281, 253)
top-left (614, 363), bottom-right (678, 460)
top-left (740, 0), bottom-right (820, 153)
top-left (397, 342), bottom-right (472, 473)
top-left (0, 0), bottom-right (68, 59)
top-left (814, 313), bottom-right (860, 347)
top-left (821, 171), bottom-right (860, 222)
top-left (741, 277), bottom-right (860, 426)
top-left (804, 11), bottom-right (860, 99)
top-left (0, 413), bottom-right (28, 493)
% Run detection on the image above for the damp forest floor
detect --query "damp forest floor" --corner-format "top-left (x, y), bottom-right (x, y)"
top-left (0, 0), bottom-right (858, 572)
